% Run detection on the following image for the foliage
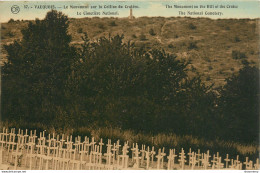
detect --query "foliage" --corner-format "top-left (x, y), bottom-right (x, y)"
top-left (218, 65), bottom-right (259, 143)
top-left (109, 21), bottom-right (117, 26)
top-left (149, 28), bottom-right (156, 36)
top-left (139, 33), bottom-right (146, 41)
top-left (2, 10), bottom-right (258, 145)
top-left (8, 18), bottom-right (15, 23)
top-left (77, 27), bottom-right (83, 33)
top-left (232, 50), bottom-right (247, 59)
top-left (2, 10), bottom-right (77, 126)
top-left (188, 23), bottom-right (196, 30)
top-left (188, 41), bottom-right (198, 50)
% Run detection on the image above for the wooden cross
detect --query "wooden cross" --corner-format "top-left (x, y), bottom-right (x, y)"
top-left (115, 140), bottom-right (121, 161)
top-left (8, 128), bottom-right (16, 152)
top-left (187, 148), bottom-right (192, 167)
top-left (211, 154), bottom-right (217, 169)
top-left (133, 144), bottom-right (141, 169)
top-left (178, 148), bottom-right (186, 170)
top-left (224, 154), bottom-right (230, 168)
top-left (190, 152), bottom-right (198, 170)
top-left (112, 143), bottom-right (117, 165)
top-left (90, 137), bottom-right (96, 152)
top-left (131, 143), bottom-right (136, 159)
top-left (145, 146), bottom-right (151, 169)
top-left (140, 144), bottom-right (146, 166)
top-left (248, 160), bottom-right (253, 170)
top-left (229, 159), bottom-right (234, 169)
top-left (167, 149), bottom-right (177, 170)
top-left (216, 156), bottom-right (224, 169)
top-left (196, 149), bottom-right (201, 167)
top-left (244, 157), bottom-right (250, 170)
top-left (120, 143), bottom-right (129, 169)
top-left (234, 155), bottom-right (240, 169)
top-left (254, 158), bottom-right (259, 170)
top-left (104, 139), bottom-right (113, 166)
top-left (0, 127), bottom-right (7, 148)
top-left (83, 136), bottom-right (90, 157)
top-left (150, 146), bottom-right (156, 163)
top-left (99, 138), bottom-right (104, 154)
top-left (156, 148), bottom-right (163, 169)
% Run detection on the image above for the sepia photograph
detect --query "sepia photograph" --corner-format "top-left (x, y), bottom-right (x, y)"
top-left (0, 0), bottom-right (259, 171)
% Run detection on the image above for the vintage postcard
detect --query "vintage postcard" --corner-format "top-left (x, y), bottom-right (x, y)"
top-left (0, 0), bottom-right (259, 171)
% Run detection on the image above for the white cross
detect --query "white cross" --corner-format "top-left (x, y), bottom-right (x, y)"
top-left (167, 149), bottom-right (177, 170)
top-left (178, 148), bottom-right (186, 170)
top-left (254, 158), bottom-right (259, 170)
top-left (224, 154), bottom-right (230, 168)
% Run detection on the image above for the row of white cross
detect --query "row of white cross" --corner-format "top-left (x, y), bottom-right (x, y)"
top-left (0, 128), bottom-right (259, 170)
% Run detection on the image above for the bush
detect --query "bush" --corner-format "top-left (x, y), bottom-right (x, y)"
top-left (1, 25), bottom-right (6, 30)
top-left (132, 34), bottom-right (137, 38)
top-left (219, 65), bottom-right (259, 143)
top-left (241, 59), bottom-right (249, 65)
top-left (97, 23), bottom-right (105, 29)
top-left (2, 10), bottom-right (77, 125)
top-left (188, 23), bottom-right (196, 30)
top-left (149, 28), bottom-right (156, 36)
top-left (109, 21), bottom-right (117, 26)
top-left (232, 50), bottom-right (247, 59)
top-left (77, 27), bottom-right (83, 33)
top-left (8, 18), bottom-right (15, 23)
top-left (234, 36), bottom-right (240, 42)
top-left (168, 44), bottom-right (174, 48)
top-left (6, 31), bottom-right (14, 37)
top-left (139, 33), bottom-right (146, 41)
top-left (188, 41), bottom-right (198, 50)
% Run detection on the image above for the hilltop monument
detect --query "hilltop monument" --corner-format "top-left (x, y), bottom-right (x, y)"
top-left (128, 8), bottom-right (134, 19)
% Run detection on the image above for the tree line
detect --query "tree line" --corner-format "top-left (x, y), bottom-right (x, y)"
top-left (2, 11), bottom-right (259, 144)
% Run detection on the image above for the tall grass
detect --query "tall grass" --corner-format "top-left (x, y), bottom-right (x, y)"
top-left (1, 121), bottom-right (258, 162)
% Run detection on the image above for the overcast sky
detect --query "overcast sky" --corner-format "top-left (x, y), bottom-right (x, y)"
top-left (0, 1), bottom-right (259, 23)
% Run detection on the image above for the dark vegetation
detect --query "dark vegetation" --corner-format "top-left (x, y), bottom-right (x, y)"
top-left (1, 11), bottom-right (259, 160)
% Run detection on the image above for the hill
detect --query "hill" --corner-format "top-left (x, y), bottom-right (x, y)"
top-left (1, 17), bottom-right (259, 88)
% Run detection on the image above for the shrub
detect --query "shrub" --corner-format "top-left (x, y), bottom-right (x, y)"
top-left (219, 65), bottom-right (259, 143)
top-left (97, 23), bottom-right (105, 29)
top-left (6, 31), bottom-right (14, 37)
top-left (1, 25), bottom-right (6, 30)
top-left (8, 18), bottom-right (15, 23)
top-left (232, 50), bottom-right (247, 59)
top-left (241, 59), bottom-right (249, 65)
top-left (109, 21), bottom-right (117, 26)
top-left (77, 27), bottom-right (83, 33)
top-left (188, 23), bottom-right (196, 30)
top-left (168, 44), bottom-right (174, 48)
top-left (139, 33), bottom-right (146, 41)
top-left (149, 28), bottom-right (156, 36)
top-left (188, 42), bottom-right (197, 50)
top-left (132, 34), bottom-right (137, 38)
top-left (234, 36), bottom-right (240, 42)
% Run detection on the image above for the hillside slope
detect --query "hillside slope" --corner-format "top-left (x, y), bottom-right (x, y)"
top-left (1, 17), bottom-right (259, 88)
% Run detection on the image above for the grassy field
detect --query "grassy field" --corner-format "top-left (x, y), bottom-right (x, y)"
top-left (1, 17), bottom-right (259, 88)
top-left (1, 121), bottom-right (259, 162)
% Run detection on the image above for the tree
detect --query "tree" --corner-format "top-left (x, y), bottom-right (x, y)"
top-left (2, 10), bottom-right (77, 124)
top-left (72, 33), bottom-right (216, 135)
top-left (218, 65), bottom-right (259, 143)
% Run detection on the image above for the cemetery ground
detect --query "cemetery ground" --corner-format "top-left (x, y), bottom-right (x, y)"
top-left (0, 122), bottom-right (259, 170)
